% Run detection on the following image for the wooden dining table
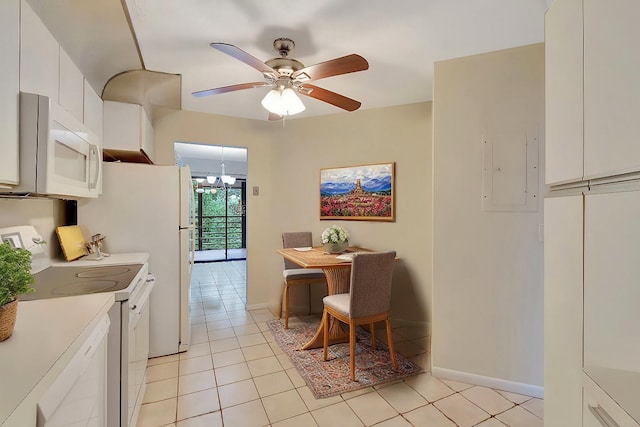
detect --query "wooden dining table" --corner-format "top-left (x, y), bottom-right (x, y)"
top-left (277, 245), bottom-right (374, 350)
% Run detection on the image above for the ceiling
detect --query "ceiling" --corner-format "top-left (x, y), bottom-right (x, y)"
top-left (28, 0), bottom-right (551, 122)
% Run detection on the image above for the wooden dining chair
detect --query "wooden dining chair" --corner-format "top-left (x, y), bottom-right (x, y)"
top-left (280, 232), bottom-right (327, 328)
top-left (321, 251), bottom-right (398, 381)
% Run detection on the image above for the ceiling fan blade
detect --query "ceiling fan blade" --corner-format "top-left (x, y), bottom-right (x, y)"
top-left (292, 54), bottom-right (369, 82)
top-left (192, 82), bottom-right (271, 98)
top-left (268, 112), bottom-right (282, 121)
top-left (299, 84), bottom-right (362, 111)
top-left (210, 43), bottom-right (277, 77)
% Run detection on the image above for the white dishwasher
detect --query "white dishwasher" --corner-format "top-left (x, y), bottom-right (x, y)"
top-left (36, 314), bottom-right (110, 427)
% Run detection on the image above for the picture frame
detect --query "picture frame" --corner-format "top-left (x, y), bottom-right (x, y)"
top-left (320, 162), bottom-right (395, 221)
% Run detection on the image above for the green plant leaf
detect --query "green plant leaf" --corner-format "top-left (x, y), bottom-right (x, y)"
top-left (0, 242), bottom-right (35, 306)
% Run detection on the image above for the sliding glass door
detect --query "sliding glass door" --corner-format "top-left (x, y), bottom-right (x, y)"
top-left (194, 181), bottom-right (246, 261)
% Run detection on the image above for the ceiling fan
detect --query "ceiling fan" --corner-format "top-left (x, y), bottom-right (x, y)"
top-left (192, 38), bottom-right (369, 119)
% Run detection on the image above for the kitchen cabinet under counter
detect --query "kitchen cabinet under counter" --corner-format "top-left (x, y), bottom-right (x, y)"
top-left (583, 368), bottom-right (640, 427)
top-left (0, 293), bottom-right (114, 426)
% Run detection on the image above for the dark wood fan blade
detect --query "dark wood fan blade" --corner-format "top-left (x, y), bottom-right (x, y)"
top-left (292, 54), bottom-right (369, 82)
top-left (299, 84), bottom-right (362, 111)
top-left (210, 43), bottom-right (277, 77)
top-left (192, 82), bottom-right (271, 98)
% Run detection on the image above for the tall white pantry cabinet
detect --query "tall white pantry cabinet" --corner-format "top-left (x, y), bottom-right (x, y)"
top-left (545, 0), bottom-right (640, 426)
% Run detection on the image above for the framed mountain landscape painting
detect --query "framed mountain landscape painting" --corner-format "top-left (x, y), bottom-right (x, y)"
top-left (320, 162), bottom-right (395, 221)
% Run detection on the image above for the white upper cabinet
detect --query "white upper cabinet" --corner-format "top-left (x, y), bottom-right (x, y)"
top-left (103, 101), bottom-right (154, 163)
top-left (58, 47), bottom-right (84, 121)
top-left (83, 80), bottom-right (103, 138)
top-left (546, 0), bottom-right (640, 184)
top-left (20, 0), bottom-right (59, 102)
top-left (545, 0), bottom-right (584, 185)
top-left (0, 0), bottom-right (20, 186)
top-left (583, 0), bottom-right (640, 180)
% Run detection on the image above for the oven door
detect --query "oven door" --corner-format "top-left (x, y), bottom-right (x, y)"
top-left (127, 275), bottom-right (155, 427)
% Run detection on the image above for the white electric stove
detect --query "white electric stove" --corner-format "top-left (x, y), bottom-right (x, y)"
top-left (0, 225), bottom-right (153, 427)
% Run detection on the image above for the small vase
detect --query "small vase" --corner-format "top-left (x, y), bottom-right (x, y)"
top-left (0, 298), bottom-right (18, 342)
top-left (323, 241), bottom-right (349, 254)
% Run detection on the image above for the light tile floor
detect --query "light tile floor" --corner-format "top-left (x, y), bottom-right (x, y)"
top-left (137, 261), bottom-right (544, 427)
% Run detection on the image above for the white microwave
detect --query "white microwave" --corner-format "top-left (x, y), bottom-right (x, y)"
top-left (1, 92), bottom-right (102, 198)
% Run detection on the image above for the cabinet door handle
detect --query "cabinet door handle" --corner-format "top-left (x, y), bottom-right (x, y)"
top-left (588, 405), bottom-right (620, 427)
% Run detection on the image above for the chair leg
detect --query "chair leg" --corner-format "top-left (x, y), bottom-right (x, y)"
top-left (284, 283), bottom-right (290, 329)
top-left (349, 320), bottom-right (357, 381)
top-left (322, 309), bottom-right (329, 361)
top-left (370, 323), bottom-right (376, 350)
top-left (385, 318), bottom-right (398, 369)
top-left (278, 281), bottom-right (285, 320)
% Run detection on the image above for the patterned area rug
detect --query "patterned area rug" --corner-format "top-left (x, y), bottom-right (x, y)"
top-left (268, 316), bottom-right (423, 399)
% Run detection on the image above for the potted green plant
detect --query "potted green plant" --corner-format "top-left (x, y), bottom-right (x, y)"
top-left (0, 242), bottom-right (35, 341)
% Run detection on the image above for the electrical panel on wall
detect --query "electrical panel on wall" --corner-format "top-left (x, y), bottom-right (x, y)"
top-left (481, 125), bottom-right (539, 212)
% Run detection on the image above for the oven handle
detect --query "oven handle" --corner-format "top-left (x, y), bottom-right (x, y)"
top-left (130, 275), bottom-right (155, 314)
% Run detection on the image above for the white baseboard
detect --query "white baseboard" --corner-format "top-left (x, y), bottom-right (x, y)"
top-left (431, 367), bottom-right (544, 399)
top-left (245, 302), bottom-right (269, 311)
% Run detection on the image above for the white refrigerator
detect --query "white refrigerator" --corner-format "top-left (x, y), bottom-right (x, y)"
top-left (77, 162), bottom-right (195, 357)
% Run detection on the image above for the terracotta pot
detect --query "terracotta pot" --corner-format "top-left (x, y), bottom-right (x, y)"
top-left (323, 241), bottom-right (349, 254)
top-left (0, 298), bottom-right (18, 342)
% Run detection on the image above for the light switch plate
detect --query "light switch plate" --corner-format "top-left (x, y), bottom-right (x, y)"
top-left (252, 186), bottom-right (259, 196)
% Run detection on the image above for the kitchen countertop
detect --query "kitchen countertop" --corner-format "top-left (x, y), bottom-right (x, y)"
top-left (0, 293), bottom-right (114, 426)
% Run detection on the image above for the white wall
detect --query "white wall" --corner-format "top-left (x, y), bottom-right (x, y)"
top-left (432, 43), bottom-right (545, 392)
top-left (0, 198), bottom-right (65, 259)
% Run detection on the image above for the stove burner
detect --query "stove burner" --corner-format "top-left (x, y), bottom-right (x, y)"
top-left (52, 280), bottom-right (120, 295)
top-left (76, 266), bottom-right (131, 278)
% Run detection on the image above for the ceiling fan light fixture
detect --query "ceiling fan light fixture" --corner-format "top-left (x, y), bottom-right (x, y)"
top-left (261, 87), bottom-right (305, 116)
top-left (206, 175), bottom-right (217, 184)
top-left (281, 88), bottom-right (305, 114)
top-left (261, 88), bottom-right (282, 114)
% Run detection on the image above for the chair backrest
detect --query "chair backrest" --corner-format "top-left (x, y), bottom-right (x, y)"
top-left (282, 232), bottom-right (313, 270)
top-left (349, 251), bottom-right (396, 318)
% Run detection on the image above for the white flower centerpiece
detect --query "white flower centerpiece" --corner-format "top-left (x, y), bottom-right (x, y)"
top-left (321, 225), bottom-right (350, 254)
